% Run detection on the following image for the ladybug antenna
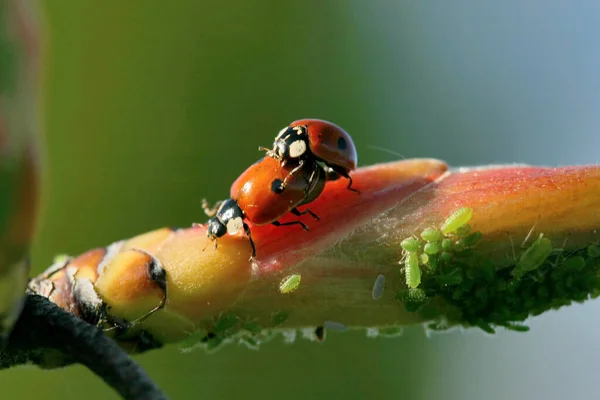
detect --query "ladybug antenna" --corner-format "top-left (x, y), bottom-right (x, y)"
top-left (202, 238), bottom-right (214, 252)
top-left (202, 199), bottom-right (223, 218)
top-left (259, 146), bottom-right (280, 160)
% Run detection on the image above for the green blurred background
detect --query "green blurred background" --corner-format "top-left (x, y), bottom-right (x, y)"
top-left (3, 1), bottom-right (600, 399)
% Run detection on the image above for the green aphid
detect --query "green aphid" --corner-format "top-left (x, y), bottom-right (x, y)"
top-left (436, 269), bottom-right (463, 285)
top-left (205, 335), bottom-right (224, 352)
top-left (52, 254), bottom-right (71, 264)
top-left (404, 288), bottom-right (428, 312)
top-left (179, 331), bottom-right (208, 350)
top-left (452, 288), bottom-right (463, 300)
top-left (379, 326), bottom-right (404, 338)
top-left (397, 288), bottom-right (427, 303)
top-left (272, 310), bottom-right (289, 326)
top-left (401, 237), bottom-right (422, 253)
top-left (427, 321), bottom-right (448, 331)
top-left (480, 260), bottom-right (496, 282)
top-left (455, 224), bottom-right (471, 238)
top-left (564, 255), bottom-right (586, 271)
top-left (239, 335), bottom-right (260, 350)
top-left (427, 255), bottom-right (439, 271)
top-left (549, 248), bottom-right (564, 257)
top-left (495, 279), bottom-right (507, 292)
top-left (550, 266), bottom-right (564, 281)
top-left (420, 253), bottom-right (429, 265)
top-left (587, 244), bottom-right (600, 258)
top-left (460, 277), bottom-right (474, 292)
top-left (279, 274), bottom-right (302, 294)
top-left (565, 275), bottom-right (576, 289)
top-left (455, 232), bottom-right (483, 249)
top-left (504, 323), bottom-right (530, 332)
top-left (420, 227), bottom-right (443, 243)
top-left (405, 252), bottom-right (422, 289)
top-left (439, 252), bottom-right (453, 263)
top-left (424, 242), bottom-right (441, 255)
top-left (465, 267), bottom-right (478, 280)
top-left (513, 236), bottom-right (553, 278)
top-left (441, 239), bottom-right (454, 252)
top-left (476, 321), bottom-right (496, 334)
top-left (404, 302), bottom-right (422, 313)
top-left (213, 312), bottom-right (240, 334)
top-left (440, 207), bottom-right (473, 235)
top-left (475, 287), bottom-right (488, 302)
top-left (243, 322), bottom-right (263, 334)
top-left (537, 286), bottom-right (550, 299)
top-left (506, 279), bottom-right (521, 291)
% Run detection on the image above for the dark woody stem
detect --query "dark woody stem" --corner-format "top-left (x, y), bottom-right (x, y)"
top-left (0, 293), bottom-right (167, 400)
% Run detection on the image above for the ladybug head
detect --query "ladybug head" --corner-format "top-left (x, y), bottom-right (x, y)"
top-left (273, 125), bottom-right (309, 160)
top-left (206, 217), bottom-right (227, 239)
top-left (216, 199), bottom-right (245, 236)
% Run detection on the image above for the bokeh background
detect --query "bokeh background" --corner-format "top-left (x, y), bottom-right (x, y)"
top-left (3, 1), bottom-right (600, 399)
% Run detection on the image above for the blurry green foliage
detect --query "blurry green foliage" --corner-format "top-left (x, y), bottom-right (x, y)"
top-left (1, 0), bottom-right (39, 343)
top-left (0, 5), bottom-right (17, 95)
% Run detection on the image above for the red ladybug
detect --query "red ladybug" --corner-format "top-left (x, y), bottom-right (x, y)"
top-left (202, 156), bottom-right (327, 259)
top-left (261, 119), bottom-right (359, 193)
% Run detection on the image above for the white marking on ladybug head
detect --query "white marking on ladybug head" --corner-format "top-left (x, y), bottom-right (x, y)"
top-left (289, 139), bottom-right (307, 158)
top-left (292, 126), bottom-right (305, 135)
top-left (221, 208), bottom-right (235, 220)
top-left (226, 217), bottom-right (244, 235)
top-left (276, 127), bottom-right (288, 140)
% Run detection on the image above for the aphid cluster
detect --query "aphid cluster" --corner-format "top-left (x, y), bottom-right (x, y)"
top-left (396, 207), bottom-right (600, 335)
top-left (398, 207), bottom-right (479, 309)
top-left (178, 310), bottom-right (331, 353)
top-left (179, 311), bottom-right (289, 353)
top-left (201, 119), bottom-right (360, 260)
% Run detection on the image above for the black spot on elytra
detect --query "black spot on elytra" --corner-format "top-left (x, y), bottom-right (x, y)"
top-left (271, 178), bottom-right (284, 194)
top-left (337, 136), bottom-right (347, 150)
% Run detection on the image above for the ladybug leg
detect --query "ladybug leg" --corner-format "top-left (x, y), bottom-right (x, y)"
top-left (290, 207), bottom-right (320, 221)
top-left (280, 159), bottom-right (304, 190)
top-left (202, 236), bottom-right (218, 251)
top-left (243, 222), bottom-right (256, 260)
top-left (345, 175), bottom-right (360, 194)
top-left (323, 166), bottom-right (341, 181)
top-left (303, 163), bottom-right (320, 197)
top-left (329, 166), bottom-right (360, 194)
top-left (202, 199), bottom-right (223, 217)
top-left (272, 219), bottom-right (310, 231)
